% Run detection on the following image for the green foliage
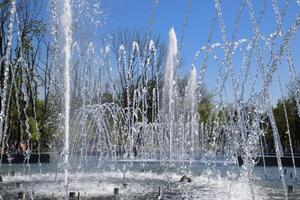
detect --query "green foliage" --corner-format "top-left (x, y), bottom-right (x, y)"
top-left (273, 99), bottom-right (300, 151)
top-left (101, 92), bottom-right (114, 103)
top-left (29, 117), bottom-right (39, 141)
top-left (198, 102), bottom-right (214, 125)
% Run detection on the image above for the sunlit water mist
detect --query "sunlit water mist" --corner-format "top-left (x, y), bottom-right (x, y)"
top-left (0, 0), bottom-right (299, 199)
top-left (60, 0), bottom-right (72, 197)
top-left (163, 27), bottom-right (178, 159)
top-left (184, 66), bottom-right (198, 156)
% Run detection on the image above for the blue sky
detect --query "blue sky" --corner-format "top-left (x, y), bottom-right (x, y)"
top-left (39, 0), bottom-right (299, 104)
top-left (97, 0), bottom-right (300, 104)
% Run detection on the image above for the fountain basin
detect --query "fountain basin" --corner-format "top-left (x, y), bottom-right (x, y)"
top-left (0, 160), bottom-right (299, 199)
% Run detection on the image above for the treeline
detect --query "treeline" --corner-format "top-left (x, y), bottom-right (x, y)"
top-left (0, 0), bottom-right (55, 152)
top-left (270, 97), bottom-right (300, 154)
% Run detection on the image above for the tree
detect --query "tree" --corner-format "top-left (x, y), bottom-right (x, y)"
top-left (0, 0), bottom-right (54, 151)
top-left (104, 31), bottom-right (165, 103)
top-left (273, 98), bottom-right (300, 153)
top-left (102, 30), bottom-right (167, 122)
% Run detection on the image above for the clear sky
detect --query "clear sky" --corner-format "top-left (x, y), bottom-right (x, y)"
top-left (97, 0), bottom-right (300, 104)
top-left (42, 0), bottom-right (299, 104)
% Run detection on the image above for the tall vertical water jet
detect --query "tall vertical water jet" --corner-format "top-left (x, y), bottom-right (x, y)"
top-left (185, 66), bottom-right (197, 109)
top-left (0, 0), bottom-right (16, 156)
top-left (60, 0), bottom-right (73, 197)
top-left (185, 66), bottom-right (197, 156)
top-left (163, 28), bottom-right (178, 159)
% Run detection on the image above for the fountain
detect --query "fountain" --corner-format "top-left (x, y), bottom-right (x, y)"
top-left (163, 27), bottom-right (178, 160)
top-left (60, 0), bottom-right (72, 197)
top-left (0, 0), bottom-right (299, 199)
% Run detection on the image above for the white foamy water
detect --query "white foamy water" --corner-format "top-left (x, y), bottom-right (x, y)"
top-left (1, 168), bottom-right (298, 199)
